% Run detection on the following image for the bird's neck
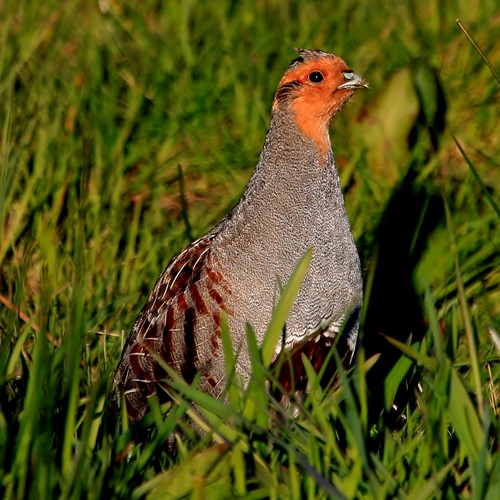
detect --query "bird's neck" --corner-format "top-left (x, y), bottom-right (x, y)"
top-left (260, 106), bottom-right (333, 168)
top-left (242, 108), bottom-right (338, 206)
top-left (215, 108), bottom-right (348, 240)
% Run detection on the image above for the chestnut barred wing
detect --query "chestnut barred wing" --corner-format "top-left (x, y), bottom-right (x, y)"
top-left (110, 235), bottom-right (231, 422)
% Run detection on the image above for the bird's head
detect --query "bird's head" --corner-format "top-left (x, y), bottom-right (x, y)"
top-left (273, 49), bottom-right (368, 156)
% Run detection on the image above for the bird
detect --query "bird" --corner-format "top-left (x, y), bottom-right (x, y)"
top-left (111, 48), bottom-right (368, 422)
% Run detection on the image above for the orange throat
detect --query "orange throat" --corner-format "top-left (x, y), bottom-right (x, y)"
top-left (291, 97), bottom-right (331, 159)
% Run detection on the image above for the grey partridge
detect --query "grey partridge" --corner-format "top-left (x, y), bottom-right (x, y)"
top-left (111, 49), bottom-right (368, 422)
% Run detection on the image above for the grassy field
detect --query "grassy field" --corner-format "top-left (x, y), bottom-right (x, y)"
top-left (0, 0), bottom-right (499, 498)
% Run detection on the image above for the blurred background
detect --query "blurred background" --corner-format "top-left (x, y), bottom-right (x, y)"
top-left (0, 0), bottom-right (498, 497)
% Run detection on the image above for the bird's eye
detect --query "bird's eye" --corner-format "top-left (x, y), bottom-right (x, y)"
top-left (342, 71), bottom-right (354, 80)
top-left (309, 71), bottom-right (324, 83)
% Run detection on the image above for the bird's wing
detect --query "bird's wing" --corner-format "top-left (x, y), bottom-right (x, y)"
top-left (110, 234), bottom-right (230, 422)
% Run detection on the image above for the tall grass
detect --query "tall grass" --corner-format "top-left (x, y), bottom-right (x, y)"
top-left (0, 0), bottom-right (499, 498)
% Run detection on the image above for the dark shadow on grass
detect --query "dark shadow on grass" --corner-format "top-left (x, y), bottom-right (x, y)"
top-left (361, 61), bottom-right (447, 429)
top-left (362, 166), bottom-right (444, 427)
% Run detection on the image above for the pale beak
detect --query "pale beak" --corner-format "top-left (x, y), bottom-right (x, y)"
top-left (338, 72), bottom-right (369, 90)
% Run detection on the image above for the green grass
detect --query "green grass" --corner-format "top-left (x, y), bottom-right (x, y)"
top-left (1, 0), bottom-right (499, 498)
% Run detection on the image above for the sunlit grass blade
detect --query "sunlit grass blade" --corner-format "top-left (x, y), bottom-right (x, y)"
top-left (383, 349), bottom-right (414, 411)
top-left (424, 284), bottom-right (444, 361)
top-left (11, 327), bottom-right (49, 498)
top-left (160, 363), bottom-right (233, 422)
top-left (406, 460), bottom-right (455, 500)
top-left (456, 19), bottom-right (500, 84)
top-left (444, 197), bottom-right (484, 416)
top-left (448, 363), bottom-right (483, 462)
top-left (219, 312), bottom-right (241, 408)
top-left (381, 334), bottom-right (434, 370)
top-left (451, 133), bottom-right (500, 219)
top-left (243, 323), bottom-right (268, 427)
top-left (135, 444), bottom-right (232, 500)
top-left (485, 454), bottom-right (500, 500)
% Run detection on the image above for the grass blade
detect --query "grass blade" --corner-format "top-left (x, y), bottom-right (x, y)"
top-left (451, 133), bottom-right (500, 219)
top-left (456, 19), bottom-right (500, 85)
top-left (444, 198), bottom-right (484, 416)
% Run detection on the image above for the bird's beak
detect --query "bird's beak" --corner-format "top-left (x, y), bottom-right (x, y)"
top-left (338, 72), bottom-right (369, 90)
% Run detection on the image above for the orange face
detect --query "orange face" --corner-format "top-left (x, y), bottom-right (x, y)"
top-left (273, 50), bottom-right (368, 156)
